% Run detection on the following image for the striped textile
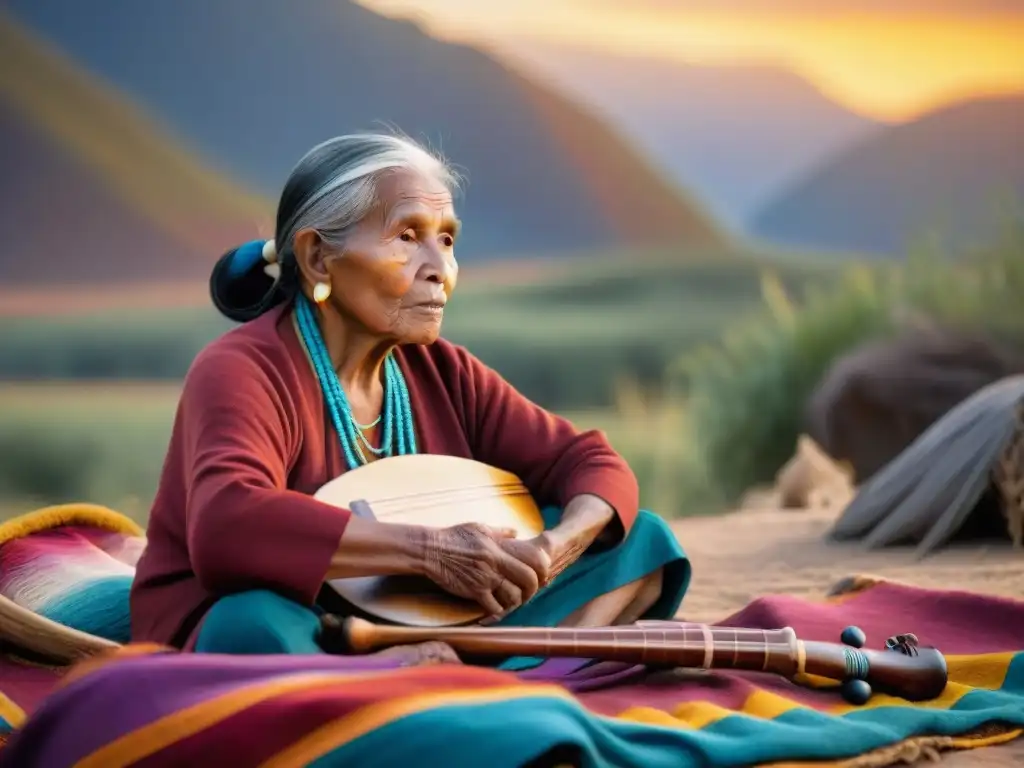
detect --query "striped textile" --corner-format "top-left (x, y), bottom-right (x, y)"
top-left (2, 579), bottom-right (1022, 768)
top-left (0, 505), bottom-right (143, 644)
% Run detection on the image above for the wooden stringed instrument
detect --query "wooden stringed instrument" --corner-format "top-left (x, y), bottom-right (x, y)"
top-left (315, 454), bottom-right (546, 627)
top-left (319, 616), bottom-right (949, 705)
top-left (313, 455), bottom-right (949, 705)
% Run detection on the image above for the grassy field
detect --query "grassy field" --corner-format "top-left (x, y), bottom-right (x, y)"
top-left (0, 381), bottom-right (697, 525)
top-left (0, 383), bottom-right (179, 521)
top-left (0, 242), bottom-right (876, 522)
top-left (0, 245), bottom-right (855, 410)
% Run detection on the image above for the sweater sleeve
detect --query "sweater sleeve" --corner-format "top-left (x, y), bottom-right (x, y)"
top-left (458, 348), bottom-right (639, 537)
top-left (180, 345), bottom-right (351, 604)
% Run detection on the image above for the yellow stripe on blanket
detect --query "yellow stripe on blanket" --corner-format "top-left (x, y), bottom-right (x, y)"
top-left (0, 693), bottom-right (26, 730)
top-left (0, 503), bottom-right (143, 547)
top-left (75, 672), bottom-right (384, 768)
top-left (825, 652), bottom-right (1016, 715)
top-left (261, 684), bottom-right (577, 768)
top-left (619, 688), bottom-right (806, 732)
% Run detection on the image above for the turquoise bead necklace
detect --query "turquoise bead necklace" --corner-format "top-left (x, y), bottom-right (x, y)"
top-left (295, 294), bottom-right (417, 469)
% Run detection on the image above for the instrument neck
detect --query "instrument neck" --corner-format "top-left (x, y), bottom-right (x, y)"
top-left (345, 622), bottom-right (804, 677)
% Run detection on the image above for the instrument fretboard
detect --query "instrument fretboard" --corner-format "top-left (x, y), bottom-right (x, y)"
top-left (360, 623), bottom-right (803, 674)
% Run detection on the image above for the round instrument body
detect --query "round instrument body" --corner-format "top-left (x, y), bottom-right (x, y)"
top-left (315, 454), bottom-right (545, 627)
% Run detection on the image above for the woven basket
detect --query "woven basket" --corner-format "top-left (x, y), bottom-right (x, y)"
top-left (0, 592), bottom-right (120, 664)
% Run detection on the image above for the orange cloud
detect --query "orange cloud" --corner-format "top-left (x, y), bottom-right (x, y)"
top-left (358, 1), bottom-right (1024, 121)
top-left (541, 8), bottom-right (1024, 121)
top-left (578, 0), bottom-right (1023, 14)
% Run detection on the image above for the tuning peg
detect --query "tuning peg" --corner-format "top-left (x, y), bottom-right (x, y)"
top-left (841, 678), bottom-right (872, 706)
top-left (885, 633), bottom-right (920, 655)
top-left (840, 625), bottom-right (867, 648)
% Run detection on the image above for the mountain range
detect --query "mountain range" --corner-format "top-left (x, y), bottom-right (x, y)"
top-left (493, 42), bottom-right (882, 229)
top-left (2, 0), bottom-right (1020, 286)
top-left (0, 0), bottom-right (721, 286)
top-left (0, 13), bottom-right (273, 285)
top-left (494, 41), bottom-right (1023, 255)
top-left (751, 95), bottom-right (1024, 255)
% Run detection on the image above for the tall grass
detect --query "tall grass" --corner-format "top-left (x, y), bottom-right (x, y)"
top-left (0, 248), bottom-right (846, 411)
top-left (674, 213), bottom-right (1024, 508)
top-left (0, 384), bottom-right (180, 522)
top-left (4, 220), bottom-right (1021, 522)
top-left (1, 245), bottom-right (850, 521)
top-left (0, 382), bottom-right (692, 523)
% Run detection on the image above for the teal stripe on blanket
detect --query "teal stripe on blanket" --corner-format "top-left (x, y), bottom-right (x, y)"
top-left (304, 653), bottom-right (1024, 768)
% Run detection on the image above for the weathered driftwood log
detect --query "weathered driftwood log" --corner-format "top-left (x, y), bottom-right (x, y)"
top-left (806, 330), bottom-right (1024, 483)
top-left (827, 375), bottom-right (1024, 556)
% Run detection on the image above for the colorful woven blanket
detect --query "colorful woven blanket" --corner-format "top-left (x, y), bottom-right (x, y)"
top-left (1, 506), bottom-right (1022, 767)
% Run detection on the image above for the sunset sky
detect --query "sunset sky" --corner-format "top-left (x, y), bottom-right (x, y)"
top-left (357, 0), bottom-right (1024, 122)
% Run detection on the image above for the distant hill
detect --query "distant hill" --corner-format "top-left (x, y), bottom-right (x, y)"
top-left (0, 98), bottom-right (182, 285)
top-left (751, 95), bottom-right (1024, 255)
top-left (0, 14), bottom-right (267, 285)
top-left (494, 42), bottom-right (880, 228)
top-left (2, 0), bottom-right (722, 270)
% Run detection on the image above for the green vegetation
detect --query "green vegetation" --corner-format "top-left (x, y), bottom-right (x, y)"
top-left (4, 217), bottom-right (1020, 525)
top-left (674, 215), bottom-right (1024, 508)
top-left (0, 246), bottom-right (849, 410)
top-left (0, 384), bottom-right (177, 521)
top-left (0, 382), bottom-right (691, 523)
top-left (0, 244), bottom-right (849, 520)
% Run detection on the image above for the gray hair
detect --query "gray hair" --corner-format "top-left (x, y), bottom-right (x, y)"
top-left (274, 133), bottom-right (462, 263)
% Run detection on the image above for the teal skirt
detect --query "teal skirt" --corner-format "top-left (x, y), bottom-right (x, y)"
top-left (195, 508), bottom-right (691, 668)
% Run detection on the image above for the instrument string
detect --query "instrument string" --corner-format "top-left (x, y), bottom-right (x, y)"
top-left (367, 497), bottom-right (534, 519)
top-left (379, 627), bottom-right (797, 651)
top-left (449, 625), bottom-right (789, 637)
top-left (476, 638), bottom-right (795, 650)
top-left (346, 489), bottom-right (535, 519)
top-left (367, 490), bottom-right (530, 512)
top-left (352, 482), bottom-right (525, 509)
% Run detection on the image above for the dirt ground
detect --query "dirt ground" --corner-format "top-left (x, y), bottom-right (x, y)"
top-left (670, 506), bottom-right (1024, 767)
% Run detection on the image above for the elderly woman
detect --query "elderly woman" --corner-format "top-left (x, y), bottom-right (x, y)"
top-left (129, 133), bottom-right (691, 664)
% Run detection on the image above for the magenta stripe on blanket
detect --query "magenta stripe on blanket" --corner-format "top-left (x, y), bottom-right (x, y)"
top-left (0, 655), bottom-right (65, 715)
top-left (1, 651), bottom-right (413, 764)
top-left (4, 579), bottom-right (1022, 763)
top-left (720, 583), bottom-right (1024, 655)
top-left (127, 679), bottom-right (412, 767)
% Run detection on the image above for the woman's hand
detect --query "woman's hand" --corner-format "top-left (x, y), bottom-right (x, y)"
top-left (498, 495), bottom-right (619, 592)
top-left (498, 534), bottom-right (556, 586)
top-left (421, 523), bottom-right (551, 618)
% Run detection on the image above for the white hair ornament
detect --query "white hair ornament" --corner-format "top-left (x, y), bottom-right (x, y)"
top-left (262, 239), bottom-right (281, 280)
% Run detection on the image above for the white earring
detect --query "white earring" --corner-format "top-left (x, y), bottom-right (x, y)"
top-left (313, 281), bottom-right (332, 304)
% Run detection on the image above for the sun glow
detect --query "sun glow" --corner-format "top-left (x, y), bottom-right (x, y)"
top-left (356, 1), bottom-right (1024, 122)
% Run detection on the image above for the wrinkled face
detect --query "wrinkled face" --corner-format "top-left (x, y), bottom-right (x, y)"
top-left (308, 169), bottom-right (460, 346)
